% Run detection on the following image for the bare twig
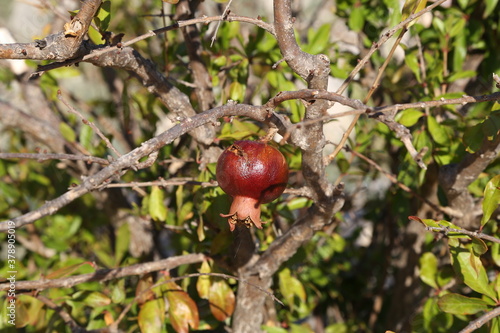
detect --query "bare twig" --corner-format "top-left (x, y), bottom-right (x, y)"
top-left (36, 295), bottom-right (84, 332)
top-left (425, 226), bottom-right (500, 244)
top-left (0, 152), bottom-right (109, 165)
top-left (348, 147), bottom-right (462, 218)
top-left (98, 177), bottom-right (217, 189)
top-left (57, 91), bottom-right (122, 158)
top-left (27, 14), bottom-right (275, 76)
top-left (210, 0), bottom-right (235, 47)
top-left (329, 0), bottom-right (449, 163)
top-left (0, 253), bottom-right (205, 291)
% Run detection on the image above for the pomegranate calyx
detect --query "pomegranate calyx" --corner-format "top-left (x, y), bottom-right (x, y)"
top-left (220, 196), bottom-right (265, 232)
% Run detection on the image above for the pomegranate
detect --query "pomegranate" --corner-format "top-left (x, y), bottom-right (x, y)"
top-left (216, 140), bottom-right (289, 231)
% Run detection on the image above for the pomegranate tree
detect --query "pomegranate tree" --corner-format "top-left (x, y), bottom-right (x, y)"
top-left (216, 140), bottom-right (289, 231)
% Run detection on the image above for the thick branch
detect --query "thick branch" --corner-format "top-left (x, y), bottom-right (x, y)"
top-left (273, 0), bottom-right (330, 83)
top-left (0, 0), bottom-right (101, 60)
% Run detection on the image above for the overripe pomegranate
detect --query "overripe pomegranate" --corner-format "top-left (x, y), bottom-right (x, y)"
top-left (216, 140), bottom-right (289, 231)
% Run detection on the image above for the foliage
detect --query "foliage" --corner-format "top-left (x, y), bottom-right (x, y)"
top-left (0, 0), bottom-right (499, 332)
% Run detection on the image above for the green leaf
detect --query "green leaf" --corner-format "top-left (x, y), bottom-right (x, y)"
top-left (483, 111), bottom-right (500, 140)
top-left (138, 299), bottom-right (165, 333)
top-left (449, 17), bottom-right (466, 38)
top-left (492, 242), bottom-right (500, 267)
top-left (457, 0), bottom-right (468, 9)
top-left (419, 252), bottom-right (438, 289)
top-left (196, 261), bottom-right (211, 300)
top-left (438, 293), bottom-right (489, 315)
top-left (95, 1), bottom-right (111, 32)
top-left (305, 24), bottom-right (331, 54)
top-left (149, 186), bottom-right (167, 222)
top-left (229, 81), bottom-right (245, 102)
top-left (115, 222), bottom-right (130, 265)
top-left (111, 279), bottom-right (126, 304)
top-left (481, 175), bottom-right (500, 227)
top-left (471, 236), bottom-right (488, 256)
top-left (59, 122), bottom-right (76, 143)
top-left (447, 70), bottom-right (476, 83)
top-left (491, 317), bottom-right (500, 333)
top-left (396, 109), bottom-right (424, 127)
top-left (449, 245), bottom-right (497, 301)
top-left (46, 261), bottom-right (94, 280)
top-left (209, 280), bottom-right (235, 321)
top-left (348, 6), bottom-right (365, 32)
top-left (73, 291), bottom-right (112, 307)
top-left (463, 123), bottom-right (484, 153)
top-left (279, 268), bottom-right (306, 311)
top-left (405, 52), bottom-right (421, 82)
top-left (401, 0), bottom-right (427, 21)
top-left (427, 115), bottom-right (448, 145)
top-left (484, 0), bottom-right (500, 17)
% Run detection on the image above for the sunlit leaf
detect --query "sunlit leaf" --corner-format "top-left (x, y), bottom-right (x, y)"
top-left (438, 293), bottom-right (489, 315)
top-left (115, 222), bottom-right (130, 265)
top-left (165, 280), bottom-right (199, 333)
top-left (481, 175), bottom-right (500, 227)
top-left (279, 268), bottom-right (306, 312)
top-left (449, 245), bottom-right (497, 301)
top-left (136, 274), bottom-right (155, 306)
top-left (209, 279), bottom-right (235, 321)
top-left (111, 279), bottom-right (126, 304)
top-left (229, 81), bottom-right (245, 102)
top-left (73, 291), bottom-right (111, 307)
top-left (348, 6), bottom-right (365, 32)
top-left (96, 1), bottom-right (111, 31)
top-left (427, 115), bottom-right (448, 145)
top-left (46, 261), bottom-right (94, 279)
top-left (401, 0), bottom-right (427, 26)
top-left (149, 186), bottom-right (167, 222)
top-left (396, 109), bottom-right (424, 127)
top-left (197, 261), bottom-right (211, 300)
top-left (59, 122), bottom-right (76, 142)
top-left (419, 252), bottom-right (438, 289)
top-left (138, 299), bottom-right (165, 333)
top-left (484, 0), bottom-right (500, 17)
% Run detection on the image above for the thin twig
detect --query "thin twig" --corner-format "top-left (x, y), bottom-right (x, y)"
top-left (98, 178), bottom-right (217, 189)
top-left (0, 152), bottom-right (109, 165)
top-left (0, 253), bottom-right (205, 291)
top-left (347, 147), bottom-right (462, 218)
top-left (329, 0), bottom-right (449, 163)
top-left (31, 14), bottom-right (275, 76)
top-left (459, 306), bottom-right (500, 333)
top-left (36, 295), bottom-right (83, 331)
top-left (57, 90), bottom-right (122, 158)
top-left (210, 0), bottom-right (235, 47)
top-left (425, 226), bottom-right (500, 244)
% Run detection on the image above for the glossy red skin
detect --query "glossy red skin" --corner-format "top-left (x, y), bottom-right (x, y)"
top-left (216, 141), bottom-right (288, 203)
top-left (216, 140), bottom-right (289, 231)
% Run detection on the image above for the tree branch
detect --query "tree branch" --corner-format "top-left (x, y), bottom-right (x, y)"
top-left (459, 306), bottom-right (500, 333)
top-left (0, 0), bottom-right (102, 60)
top-left (0, 253), bottom-right (205, 291)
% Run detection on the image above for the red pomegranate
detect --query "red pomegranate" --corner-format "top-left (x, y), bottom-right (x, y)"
top-left (216, 140), bottom-right (289, 231)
